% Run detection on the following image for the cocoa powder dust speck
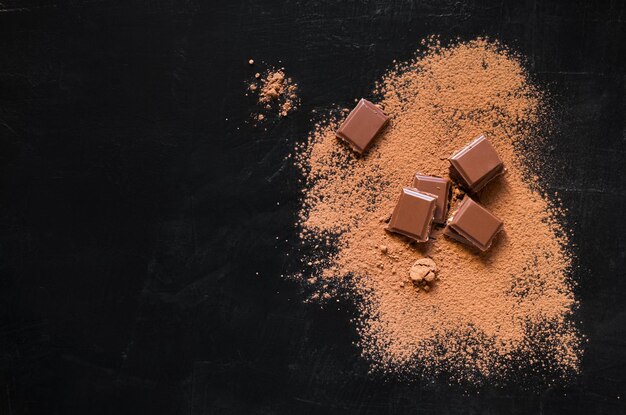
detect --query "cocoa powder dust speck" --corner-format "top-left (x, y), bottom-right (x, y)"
top-left (249, 68), bottom-right (300, 120)
top-left (293, 38), bottom-right (582, 384)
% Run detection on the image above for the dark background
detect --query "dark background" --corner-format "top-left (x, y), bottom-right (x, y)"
top-left (0, 0), bottom-right (625, 413)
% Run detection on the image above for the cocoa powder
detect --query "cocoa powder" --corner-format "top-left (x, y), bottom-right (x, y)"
top-left (249, 68), bottom-right (299, 120)
top-left (294, 38), bottom-right (582, 383)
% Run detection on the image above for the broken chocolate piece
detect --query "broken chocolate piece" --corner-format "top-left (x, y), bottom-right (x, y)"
top-left (387, 188), bottom-right (437, 242)
top-left (336, 99), bottom-right (389, 154)
top-left (444, 196), bottom-right (503, 251)
top-left (412, 174), bottom-right (451, 224)
top-left (448, 135), bottom-right (504, 192)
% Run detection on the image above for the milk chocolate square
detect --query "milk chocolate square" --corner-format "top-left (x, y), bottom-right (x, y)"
top-left (412, 174), bottom-right (451, 224)
top-left (387, 188), bottom-right (437, 242)
top-left (449, 135), bottom-right (504, 192)
top-left (336, 99), bottom-right (389, 154)
top-left (444, 196), bottom-right (503, 251)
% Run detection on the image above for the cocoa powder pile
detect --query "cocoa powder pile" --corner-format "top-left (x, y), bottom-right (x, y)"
top-left (294, 38), bottom-right (582, 383)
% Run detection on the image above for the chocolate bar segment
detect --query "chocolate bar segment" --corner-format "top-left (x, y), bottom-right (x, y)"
top-left (412, 174), bottom-right (451, 224)
top-left (336, 99), bottom-right (389, 154)
top-left (444, 196), bottom-right (503, 251)
top-left (448, 135), bottom-right (504, 192)
top-left (387, 188), bottom-right (437, 242)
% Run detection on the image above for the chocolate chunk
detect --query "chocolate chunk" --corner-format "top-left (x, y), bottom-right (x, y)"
top-left (412, 174), bottom-right (451, 224)
top-left (386, 188), bottom-right (437, 242)
top-left (448, 135), bottom-right (504, 192)
top-left (336, 99), bottom-right (389, 154)
top-left (444, 196), bottom-right (503, 251)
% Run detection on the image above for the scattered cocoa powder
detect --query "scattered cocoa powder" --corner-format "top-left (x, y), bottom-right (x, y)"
top-left (249, 68), bottom-right (300, 121)
top-left (293, 38), bottom-right (582, 384)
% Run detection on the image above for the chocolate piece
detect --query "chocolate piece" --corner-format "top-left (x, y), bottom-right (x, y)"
top-left (448, 135), bottom-right (504, 192)
top-left (412, 174), bottom-right (451, 224)
top-left (336, 99), bottom-right (389, 154)
top-left (444, 196), bottom-right (503, 251)
top-left (387, 188), bottom-right (437, 242)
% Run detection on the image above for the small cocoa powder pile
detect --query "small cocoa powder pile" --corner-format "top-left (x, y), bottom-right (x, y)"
top-left (249, 68), bottom-right (299, 120)
top-left (294, 38), bottom-right (582, 383)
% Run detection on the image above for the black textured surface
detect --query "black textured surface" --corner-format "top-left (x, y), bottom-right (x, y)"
top-left (0, 1), bottom-right (625, 414)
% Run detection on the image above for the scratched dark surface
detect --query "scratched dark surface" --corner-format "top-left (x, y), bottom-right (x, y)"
top-left (0, 0), bottom-right (625, 414)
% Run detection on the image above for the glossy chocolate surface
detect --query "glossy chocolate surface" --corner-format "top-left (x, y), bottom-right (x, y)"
top-left (387, 187), bottom-right (437, 242)
top-left (412, 174), bottom-right (451, 224)
top-left (449, 135), bottom-right (504, 192)
top-left (444, 196), bottom-right (503, 251)
top-left (336, 99), bottom-right (389, 154)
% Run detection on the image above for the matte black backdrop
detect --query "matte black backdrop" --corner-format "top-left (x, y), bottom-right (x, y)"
top-left (0, 1), bottom-right (625, 414)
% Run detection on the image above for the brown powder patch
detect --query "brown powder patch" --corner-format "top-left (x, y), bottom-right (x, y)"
top-left (294, 38), bottom-right (582, 384)
top-left (249, 68), bottom-right (299, 120)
